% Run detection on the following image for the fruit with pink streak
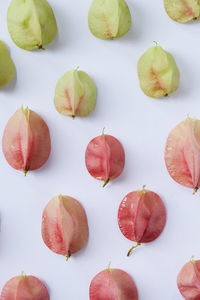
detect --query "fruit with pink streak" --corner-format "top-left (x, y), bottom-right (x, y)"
top-left (0, 274), bottom-right (49, 300)
top-left (85, 130), bottom-right (125, 187)
top-left (165, 117), bottom-right (200, 193)
top-left (42, 195), bottom-right (89, 260)
top-left (177, 258), bottom-right (200, 300)
top-left (2, 106), bottom-right (51, 175)
top-left (118, 186), bottom-right (166, 256)
top-left (89, 264), bottom-right (138, 300)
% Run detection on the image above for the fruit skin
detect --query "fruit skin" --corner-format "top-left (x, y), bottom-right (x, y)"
top-left (0, 41), bottom-right (15, 87)
top-left (54, 69), bottom-right (97, 117)
top-left (42, 195), bottom-right (89, 258)
top-left (177, 259), bottom-right (200, 300)
top-left (118, 188), bottom-right (166, 243)
top-left (89, 267), bottom-right (138, 300)
top-left (85, 133), bottom-right (125, 186)
top-left (2, 106), bottom-right (51, 174)
top-left (0, 275), bottom-right (49, 300)
top-left (165, 118), bottom-right (200, 190)
top-left (137, 45), bottom-right (180, 98)
top-left (164, 0), bottom-right (200, 23)
top-left (88, 0), bottom-right (131, 39)
top-left (7, 0), bottom-right (57, 50)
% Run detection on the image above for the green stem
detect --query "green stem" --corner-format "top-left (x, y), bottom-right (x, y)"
top-left (127, 243), bottom-right (141, 257)
top-left (193, 186), bottom-right (198, 195)
top-left (72, 115), bottom-right (75, 120)
top-left (66, 251), bottom-right (71, 262)
top-left (24, 166), bottom-right (29, 177)
top-left (103, 178), bottom-right (110, 188)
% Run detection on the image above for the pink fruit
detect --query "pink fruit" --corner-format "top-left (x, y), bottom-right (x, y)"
top-left (118, 186), bottom-right (166, 256)
top-left (177, 258), bottom-right (200, 300)
top-left (89, 265), bottom-right (138, 300)
top-left (0, 274), bottom-right (49, 300)
top-left (2, 106), bottom-right (51, 175)
top-left (85, 130), bottom-right (125, 187)
top-left (42, 195), bottom-right (89, 260)
top-left (165, 118), bottom-right (200, 193)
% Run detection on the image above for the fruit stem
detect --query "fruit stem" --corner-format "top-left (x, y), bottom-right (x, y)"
top-left (102, 127), bottom-right (105, 135)
top-left (72, 115), bottom-right (75, 120)
top-left (141, 185), bottom-right (146, 195)
top-left (107, 261), bottom-right (111, 272)
top-left (66, 251), bottom-right (71, 262)
top-left (38, 45), bottom-right (45, 50)
top-left (153, 41), bottom-right (158, 46)
top-left (103, 178), bottom-right (110, 188)
top-left (193, 187), bottom-right (198, 195)
top-left (127, 243), bottom-right (141, 257)
top-left (24, 166), bottom-right (29, 177)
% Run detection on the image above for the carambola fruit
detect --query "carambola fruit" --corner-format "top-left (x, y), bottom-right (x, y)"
top-left (88, 0), bottom-right (131, 39)
top-left (7, 0), bottom-right (57, 50)
top-left (54, 68), bottom-right (97, 118)
top-left (137, 45), bottom-right (180, 98)
top-left (0, 41), bottom-right (15, 87)
top-left (164, 0), bottom-right (200, 23)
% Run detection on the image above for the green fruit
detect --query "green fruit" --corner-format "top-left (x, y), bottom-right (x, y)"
top-left (0, 41), bottom-right (15, 87)
top-left (88, 0), bottom-right (131, 39)
top-left (7, 0), bottom-right (57, 50)
top-left (164, 0), bottom-right (200, 23)
top-left (137, 45), bottom-right (180, 98)
top-left (54, 69), bottom-right (97, 118)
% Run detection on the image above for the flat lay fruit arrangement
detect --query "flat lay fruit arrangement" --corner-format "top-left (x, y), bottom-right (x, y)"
top-left (1, 0), bottom-right (200, 299)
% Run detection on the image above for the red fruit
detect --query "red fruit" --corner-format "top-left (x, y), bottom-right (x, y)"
top-left (85, 131), bottom-right (125, 187)
top-left (177, 258), bottom-right (200, 300)
top-left (0, 274), bottom-right (49, 300)
top-left (2, 106), bottom-right (51, 175)
top-left (118, 187), bottom-right (166, 256)
top-left (89, 265), bottom-right (138, 300)
top-left (165, 118), bottom-right (200, 193)
top-left (42, 195), bottom-right (89, 260)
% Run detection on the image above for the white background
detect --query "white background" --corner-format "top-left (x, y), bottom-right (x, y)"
top-left (0, 0), bottom-right (200, 299)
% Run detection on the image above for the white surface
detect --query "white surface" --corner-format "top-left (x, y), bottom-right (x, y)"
top-left (0, 0), bottom-right (200, 299)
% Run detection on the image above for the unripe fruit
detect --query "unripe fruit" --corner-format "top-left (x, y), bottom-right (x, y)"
top-left (54, 68), bottom-right (97, 118)
top-left (42, 195), bottom-right (89, 260)
top-left (137, 45), bottom-right (180, 98)
top-left (0, 41), bottom-right (15, 87)
top-left (2, 106), bottom-right (51, 174)
top-left (88, 0), bottom-right (131, 39)
top-left (164, 0), bottom-right (200, 23)
top-left (7, 0), bottom-right (57, 50)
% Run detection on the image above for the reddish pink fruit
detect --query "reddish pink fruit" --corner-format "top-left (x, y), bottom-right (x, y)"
top-left (177, 258), bottom-right (200, 300)
top-left (42, 195), bottom-right (89, 260)
top-left (0, 274), bottom-right (49, 300)
top-left (165, 118), bottom-right (200, 193)
top-left (85, 130), bottom-right (125, 187)
top-left (118, 187), bottom-right (166, 256)
top-left (89, 265), bottom-right (138, 300)
top-left (2, 106), bottom-right (51, 175)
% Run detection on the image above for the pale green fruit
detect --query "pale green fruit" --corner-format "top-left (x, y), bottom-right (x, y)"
top-left (7, 0), bottom-right (57, 50)
top-left (164, 0), bottom-right (200, 23)
top-left (137, 45), bottom-right (180, 98)
top-left (0, 41), bottom-right (15, 87)
top-left (88, 0), bottom-right (131, 39)
top-left (54, 69), bottom-right (97, 118)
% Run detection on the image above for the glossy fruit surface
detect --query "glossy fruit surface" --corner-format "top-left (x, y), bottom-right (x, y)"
top-left (164, 0), bottom-right (200, 23)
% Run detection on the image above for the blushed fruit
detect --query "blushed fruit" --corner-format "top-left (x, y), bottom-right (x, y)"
top-left (85, 130), bottom-right (125, 187)
top-left (88, 0), bottom-right (131, 39)
top-left (137, 45), bottom-right (180, 98)
top-left (0, 41), bottom-right (15, 87)
top-left (0, 274), bottom-right (49, 300)
top-left (89, 264), bottom-right (138, 300)
top-left (164, 0), bottom-right (200, 23)
top-left (42, 195), bottom-right (89, 260)
top-left (177, 258), bottom-right (200, 300)
top-left (165, 118), bottom-right (200, 193)
top-left (118, 186), bottom-right (166, 256)
top-left (7, 0), bottom-right (57, 50)
top-left (2, 106), bottom-right (51, 175)
top-left (54, 68), bottom-right (97, 118)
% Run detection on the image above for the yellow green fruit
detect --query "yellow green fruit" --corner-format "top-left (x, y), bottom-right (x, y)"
top-left (0, 41), bottom-right (15, 87)
top-left (164, 0), bottom-right (200, 23)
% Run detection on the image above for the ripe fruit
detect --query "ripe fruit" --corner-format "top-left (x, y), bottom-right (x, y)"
top-left (164, 0), bottom-right (200, 23)
top-left (7, 0), bottom-right (57, 50)
top-left (85, 130), bottom-right (125, 187)
top-left (118, 186), bottom-right (166, 256)
top-left (165, 118), bottom-right (200, 193)
top-left (42, 195), bottom-right (89, 260)
top-left (54, 68), bottom-right (97, 118)
top-left (2, 106), bottom-right (51, 175)
top-left (89, 264), bottom-right (138, 300)
top-left (137, 44), bottom-right (180, 98)
top-left (88, 0), bottom-right (131, 39)
top-left (0, 41), bottom-right (15, 86)
top-left (0, 274), bottom-right (49, 300)
top-left (177, 258), bottom-right (200, 300)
